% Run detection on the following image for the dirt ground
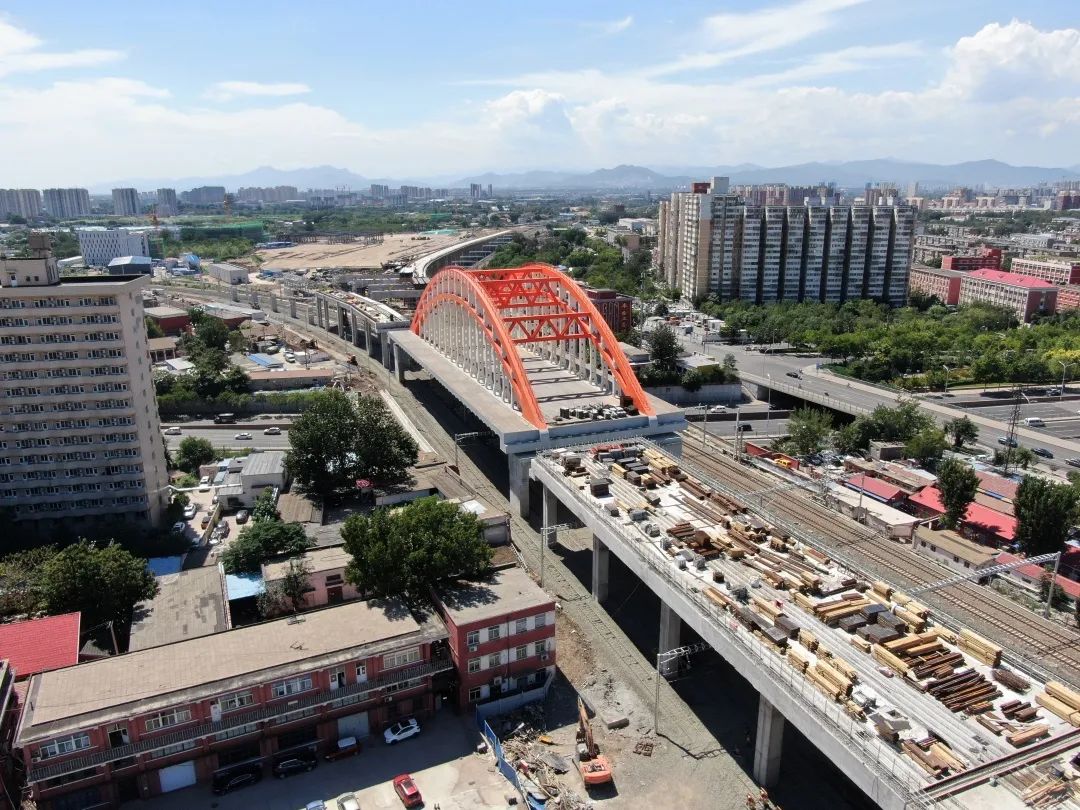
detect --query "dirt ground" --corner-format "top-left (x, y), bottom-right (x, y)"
top-left (253, 230), bottom-right (493, 270)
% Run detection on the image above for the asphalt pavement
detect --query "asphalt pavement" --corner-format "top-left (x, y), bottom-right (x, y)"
top-left (163, 426), bottom-right (290, 450)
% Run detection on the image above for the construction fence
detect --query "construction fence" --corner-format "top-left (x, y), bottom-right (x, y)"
top-left (476, 676), bottom-right (553, 810)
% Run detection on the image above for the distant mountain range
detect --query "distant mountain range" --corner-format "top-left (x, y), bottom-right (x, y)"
top-left (96, 159), bottom-right (1080, 194)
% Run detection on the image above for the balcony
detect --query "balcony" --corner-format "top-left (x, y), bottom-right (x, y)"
top-left (27, 650), bottom-right (454, 783)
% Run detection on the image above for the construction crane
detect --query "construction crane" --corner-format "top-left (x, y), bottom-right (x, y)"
top-left (575, 697), bottom-right (612, 786)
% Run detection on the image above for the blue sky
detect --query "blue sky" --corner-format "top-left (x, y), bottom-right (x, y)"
top-left (1, 1), bottom-right (1078, 185)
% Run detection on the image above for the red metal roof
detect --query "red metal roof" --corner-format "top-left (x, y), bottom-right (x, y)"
top-left (844, 474), bottom-right (905, 502)
top-left (996, 552), bottom-right (1080, 599)
top-left (967, 269), bottom-right (1056, 289)
top-left (0, 612), bottom-right (81, 679)
top-left (909, 487), bottom-right (1016, 542)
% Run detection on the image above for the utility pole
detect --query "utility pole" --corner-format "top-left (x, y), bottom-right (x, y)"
top-left (942, 364), bottom-right (951, 396)
top-left (539, 523), bottom-right (570, 588)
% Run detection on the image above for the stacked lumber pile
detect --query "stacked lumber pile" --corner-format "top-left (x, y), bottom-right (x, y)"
top-left (926, 669), bottom-right (1001, 715)
top-left (1021, 774), bottom-right (1076, 807)
top-left (814, 594), bottom-right (871, 627)
top-left (957, 629), bottom-right (1003, 667)
top-left (992, 668), bottom-right (1031, 693)
top-left (1005, 723), bottom-right (1050, 747)
top-left (999, 699), bottom-right (1040, 723)
top-left (900, 737), bottom-right (967, 777)
top-left (1035, 681), bottom-right (1080, 727)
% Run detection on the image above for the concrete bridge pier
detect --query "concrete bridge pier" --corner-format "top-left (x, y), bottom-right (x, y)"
top-left (230, 287), bottom-right (239, 303)
top-left (366, 329), bottom-right (379, 358)
top-left (507, 453), bottom-right (533, 518)
top-left (592, 535), bottom-right (609, 603)
top-left (380, 332), bottom-right (394, 369)
top-left (658, 602), bottom-right (682, 677)
top-left (542, 487), bottom-right (558, 533)
top-left (249, 291), bottom-right (259, 310)
top-left (316, 298), bottom-right (325, 329)
top-left (289, 297), bottom-right (297, 319)
top-left (753, 696), bottom-right (785, 788)
top-left (392, 344), bottom-right (407, 384)
top-left (269, 294), bottom-right (279, 313)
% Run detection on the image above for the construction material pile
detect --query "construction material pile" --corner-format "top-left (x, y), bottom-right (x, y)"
top-left (1035, 681), bottom-right (1080, 727)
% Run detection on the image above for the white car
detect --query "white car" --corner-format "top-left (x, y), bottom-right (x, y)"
top-left (199, 476), bottom-right (210, 491)
top-left (263, 426), bottom-right (281, 435)
top-left (337, 797), bottom-right (360, 810)
top-left (383, 718), bottom-right (420, 745)
top-left (163, 426), bottom-right (182, 435)
top-left (183, 504), bottom-right (197, 520)
top-left (171, 521), bottom-right (186, 534)
top-left (708, 405), bottom-right (727, 414)
top-left (234, 432), bottom-right (252, 440)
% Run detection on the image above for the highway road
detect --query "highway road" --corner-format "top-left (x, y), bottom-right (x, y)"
top-left (163, 426), bottom-right (290, 451)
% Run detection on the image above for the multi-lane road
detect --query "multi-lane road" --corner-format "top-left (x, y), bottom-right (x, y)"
top-left (162, 423), bottom-right (291, 450)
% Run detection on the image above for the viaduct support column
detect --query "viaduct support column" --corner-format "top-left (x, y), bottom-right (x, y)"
top-left (316, 298), bottom-right (325, 329)
top-left (591, 535), bottom-right (609, 603)
top-left (658, 602), bottom-right (682, 677)
top-left (507, 453), bottom-right (533, 519)
top-left (753, 696), bottom-right (785, 789)
top-left (289, 298), bottom-right (297, 319)
top-left (269, 294), bottom-right (279, 313)
top-left (542, 487), bottom-right (558, 531)
top-left (392, 344), bottom-right (406, 384)
top-left (380, 332), bottom-right (393, 369)
top-left (366, 327), bottom-right (379, 358)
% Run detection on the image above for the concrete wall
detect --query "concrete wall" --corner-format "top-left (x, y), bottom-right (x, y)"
top-left (643, 382), bottom-right (742, 405)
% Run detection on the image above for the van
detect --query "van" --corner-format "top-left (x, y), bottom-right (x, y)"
top-left (1023, 417), bottom-right (1045, 427)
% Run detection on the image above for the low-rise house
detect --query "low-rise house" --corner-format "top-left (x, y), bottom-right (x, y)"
top-left (15, 599), bottom-right (450, 808)
top-left (247, 368), bottom-right (335, 391)
top-left (215, 451), bottom-right (287, 510)
top-left (128, 568), bottom-right (229, 652)
top-left (147, 336), bottom-right (179, 363)
top-left (143, 306), bottom-right (190, 336)
top-left (914, 526), bottom-right (998, 574)
top-left (908, 486), bottom-right (1016, 547)
top-left (262, 547), bottom-right (359, 608)
top-left (995, 551), bottom-right (1080, 606)
top-left (0, 613), bottom-right (82, 681)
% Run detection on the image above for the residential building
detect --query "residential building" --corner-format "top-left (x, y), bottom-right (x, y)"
top-left (111, 188), bottom-right (140, 217)
top-left (0, 613), bottom-right (81, 681)
top-left (76, 228), bottom-right (151, 268)
top-left (583, 287), bottom-right (633, 334)
top-left (0, 661), bottom-right (16, 810)
top-left (908, 486), bottom-right (1016, 547)
top-left (434, 566), bottom-right (555, 707)
top-left (146, 336), bottom-right (179, 363)
top-left (941, 248), bottom-right (1002, 272)
top-left (657, 177), bottom-right (914, 306)
top-left (994, 552), bottom-right (1080, 606)
top-left (0, 235), bottom-right (170, 528)
top-left (1009, 258), bottom-right (1080, 286)
top-left (42, 188), bottom-right (90, 219)
top-left (180, 186), bottom-right (226, 206)
top-left (143, 306), bottom-right (190, 336)
top-left (1056, 285), bottom-right (1080, 312)
top-left (957, 269), bottom-right (1057, 322)
top-left (155, 188), bottom-right (178, 217)
top-left (908, 266), bottom-right (966, 305)
top-left (15, 599), bottom-right (450, 809)
top-left (214, 451), bottom-right (288, 510)
top-left (262, 547), bottom-right (359, 608)
top-left (913, 526), bottom-right (997, 575)
top-left (0, 188), bottom-right (42, 220)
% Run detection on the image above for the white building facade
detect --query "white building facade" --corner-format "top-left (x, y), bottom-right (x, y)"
top-left (77, 228), bottom-right (151, 267)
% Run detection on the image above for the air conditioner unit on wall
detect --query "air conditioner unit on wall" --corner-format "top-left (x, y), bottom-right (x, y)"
top-left (468, 644), bottom-right (478, 653)
top-left (540, 653), bottom-right (549, 662)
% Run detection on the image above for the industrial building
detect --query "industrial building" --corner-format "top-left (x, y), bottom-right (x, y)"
top-left (206, 262), bottom-right (249, 285)
top-left (657, 177), bottom-right (915, 306)
top-left (76, 228), bottom-right (151, 268)
top-left (0, 235), bottom-right (170, 528)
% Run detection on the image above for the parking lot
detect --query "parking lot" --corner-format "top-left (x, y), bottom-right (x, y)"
top-left (125, 714), bottom-right (509, 810)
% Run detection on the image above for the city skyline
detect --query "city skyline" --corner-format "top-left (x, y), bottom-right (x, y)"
top-left (1, 1), bottom-right (1078, 185)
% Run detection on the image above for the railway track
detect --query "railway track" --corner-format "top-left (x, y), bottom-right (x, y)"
top-left (679, 442), bottom-right (1080, 677)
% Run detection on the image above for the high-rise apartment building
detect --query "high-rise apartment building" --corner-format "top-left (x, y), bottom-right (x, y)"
top-left (42, 188), bottom-right (91, 219)
top-left (0, 189), bottom-right (43, 220)
top-left (180, 186), bottom-right (226, 206)
top-left (111, 187), bottom-right (140, 216)
top-left (76, 227), bottom-right (151, 267)
top-left (155, 187), bottom-right (178, 216)
top-left (0, 234), bottom-right (169, 529)
top-left (657, 177), bottom-right (914, 306)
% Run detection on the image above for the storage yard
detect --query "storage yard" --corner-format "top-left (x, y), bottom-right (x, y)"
top-left (535, 442), bottom-right (1080, 807)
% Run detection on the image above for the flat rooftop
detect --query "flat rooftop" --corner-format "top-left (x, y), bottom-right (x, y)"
top-left (241, 450), bottom-right (285, 477)
top-left (262, 546), bottom-right (351, 582)
top-left (436, 566), bottom-right (552, 626)
top-left (19, 599), bottom-right (444, 742)
top-left (128, 567), bottom-right (228, 652)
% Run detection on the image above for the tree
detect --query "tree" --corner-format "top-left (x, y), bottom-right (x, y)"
top-left (175, 437), bottom-right (215, 473)
top-left (787, 408), bottom-right (834, 456)
top-left (653, 300), bottom-right (669, 318)
top-left (341, 497), bottom-right (492, 601)
top-left (0, 546), bottom-right (55, 618)
top-left (257, 559), bottom-right (311, 618)
top-left (904, 427), bottom-right (948, 468)
top-left (1015, 477), bottom-right (1079, 556)
top-left (286, 390), bottom-right (417, 501)
top-left (944, 416), bottom-right (979, 449)
top-left (144, 317), bottom-right (164, 338)
top-left (251, 487), bottom-right (280, 523)
top-left (936, 459), bottom-right (979, 530)
top-left (220, 521), bottom-right (310, 574)
top-left (39, 541), bottom-right (158, 633)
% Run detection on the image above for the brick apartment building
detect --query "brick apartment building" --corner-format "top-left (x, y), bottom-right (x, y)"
top-left (1009, 258), bottom-right (1080, 286)
top-left (908, 266), bottom-right (966, 305)
top-left (941, 247), bottom-right (1002, 272)
top-left (583, 287), bottom-right (633, 335)
top-left (957, 269), bottom-right (1057, 322)
top-left (435, 567), bottom-right (556, 707)
top-left (15, 600), bottom-right (450, 809)
top-left (1056, 285), bottom-right (1080, 313)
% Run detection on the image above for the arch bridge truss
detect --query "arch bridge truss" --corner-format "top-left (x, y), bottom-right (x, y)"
top-left (410, 264), bottom-right (652, 428)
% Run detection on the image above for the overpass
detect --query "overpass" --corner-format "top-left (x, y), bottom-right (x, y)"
top-left (409, 228), bottom-right (527, 281)
top-left (389, 263), bottom-right (686, 516)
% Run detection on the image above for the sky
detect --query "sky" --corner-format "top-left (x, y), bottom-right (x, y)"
top-left (1, 0), bottom-right (1079, 186)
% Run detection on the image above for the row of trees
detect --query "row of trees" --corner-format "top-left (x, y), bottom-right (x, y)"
top-left (638, 324), bottom-right (739, 390)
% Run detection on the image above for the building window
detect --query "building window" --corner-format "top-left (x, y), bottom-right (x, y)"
top-left (515, 618), bottom-right (527, 634)
top-left (534, 613), bottom-right (547, 628)
top-left (355, 663), bottom-right (368, 683)
top-left (216, 691), bottom-right (254, 712)
top-left (487, 625), bottom-right (501, 641)
top-left (468, 687), bottom-right (482, 703)
top-left (515, 645), bottom-right (529, 661)
top-left (535, 640), bottom-right (548, 656)
top-left (147, 739), bottom-right (197, 759)
top-left (466, 629), bottom-right (480, 646)
top-left (486, 653), bottom-right (500, 669)
top-left (145, 709), bottom-right (192, 732)
top-left (382, 646), bottom-right (421, 670)
top-left (271, 706), bottom-right (318, 725)
top-left (468, 658), bottom-right (481, 673)
top-left (384, 677), bottom-right (423, 695)
top-left (215, 722), bottom-right (259, 741)
top-left (37, 733), bottom-right (91, 760)
top-left (271, 676), bottom-right (313, 698)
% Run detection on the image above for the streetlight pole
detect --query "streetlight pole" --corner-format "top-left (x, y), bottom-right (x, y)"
top-left (1057, 361), bottom-right (1071, 399)
top-left (539, 523), bottom-right (570, 588)
top-left (942, 364), bottom-right (950, 396)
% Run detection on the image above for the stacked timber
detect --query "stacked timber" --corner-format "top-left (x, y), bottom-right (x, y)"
top-left (999, 700), bottom-right (1040, 723)
top-left (900, 738), bottom-right (967, 777)
top-left (926, 669), bottom-right (1001, 714)
top-left (787, 647), bottom-right (811, 673)
top-left (991, 669), bottom-right (1030, 694)
top-left (814, 596), bottom-right (871, 627)
top-left (957, 629), bottom-right (1002, 667)
top-left (679, 479), bottom-right (711, 500)
top-left (1034, 681), bottom-right (1080, 727)
top-left (798, 629), bottom-right (819, 652)
top-left (1005, 723), bottom-right (1050, 747)
top-left (872, 644), bottom-right (910, 677)
top-left (871, 580), bottom-right (894, 600)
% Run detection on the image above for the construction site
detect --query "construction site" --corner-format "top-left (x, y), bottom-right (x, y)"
top-left (253, 229), bottom-right (489, 270)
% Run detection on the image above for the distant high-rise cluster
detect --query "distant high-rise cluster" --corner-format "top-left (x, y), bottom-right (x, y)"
top-left (236, 186), bottom-right (299, 203)
top-left (111, 187), bottom-right (140, 216)
top-left (42, 188), bottom-right (91, 218)
top-left (0, 189), bottom-right (42, 220)
top-left (658, 177), bottom-right (915, 306)
top-left (180, 186), bottom-right (226, 206)
top-left (155, 187), bottom-right (178, 216)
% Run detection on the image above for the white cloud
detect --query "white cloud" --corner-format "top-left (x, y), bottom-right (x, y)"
top-left (204, 81), bottom-right (311, 102)
top-left (742, 42), bottom-right (923, 86)
top-left (0, 18), bottom-right (122, 77)
top-left (599, 15), bottom-right (634, 36)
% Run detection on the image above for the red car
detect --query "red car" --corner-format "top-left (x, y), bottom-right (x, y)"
top-left (392, 773), bottom-right (422, 808)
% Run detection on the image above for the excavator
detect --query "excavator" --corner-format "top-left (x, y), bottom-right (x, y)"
top-left (576, 697), bottom-right (612, 787)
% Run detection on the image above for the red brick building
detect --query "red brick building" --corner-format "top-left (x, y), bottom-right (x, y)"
top-left (1056, 285), bottom-right (1080, 312)
top-left (583, 287), bottom-right (634, 335)
top-left (908, 266), bottom-right (966, 305)
top-left (957, 269), bottom-right (1057, 322)
top-left (435, 567), bottom-right (555, 707)
top-left (142, 306), bottom-right (191, 337)
top-left (941, 247), bottom-right (1001, 272)
top-left (1010, 258), bottom-right (1080, 286)
top-left (15, 600), bottom-right (449, 809)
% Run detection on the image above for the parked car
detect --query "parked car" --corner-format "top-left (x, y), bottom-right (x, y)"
top-left (199, 475), bottom-right (211, 491)
top-left (272, 751), bottom-right (317, 779)
top-left (997, 436), bottom-right (1018, 447)
top-left (211, 765), bottom-right (262, 795)
top-left (393, 773), bottom-right (423, 808)
top-left (337, 796), bottom-right (361, 810)
top-left (201, 515), bottom-right (211, 529)
top-left (707, 405), bottom-right (727, 414)
top-left (1032, 447), bottom-right (1053, 459)
top-left (234, 432), bottom-right (253, 440)
top-left (171, 521), bottom-right (186, 534)
top-left (236, 510), bottom-right (250, 524)
top-left (324, 736), bottom-right (361, 761)
top-left (163, 426), bottom-right (182, 435)
top-left (736, 423), bottom-right (752, 432)
top-left (263, 426), bottom-right (282, 435)
top-left (1068, 458), bottom-right (1080, 468)
top-left (183, 504), bottom-right (197, 520)
top-left (304, 803), bottom-right (326, 810)
top-left (383, 718), bottom-right (420, 745)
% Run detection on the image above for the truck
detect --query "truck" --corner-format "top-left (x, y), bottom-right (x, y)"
top-left (213, 413), bottom-right (237, 424)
